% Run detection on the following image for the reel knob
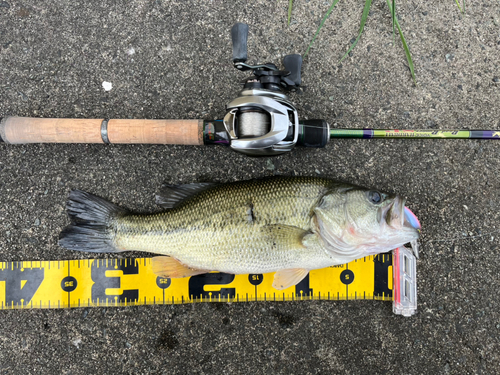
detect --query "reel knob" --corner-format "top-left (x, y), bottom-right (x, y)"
top-left (283, 54), bottom-right (302, 87)
top-left (231, 23), bottom-right (249, 67)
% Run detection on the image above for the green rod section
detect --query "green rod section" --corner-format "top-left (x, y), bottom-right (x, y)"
top-left (330, 129), bottom-right (500, 140)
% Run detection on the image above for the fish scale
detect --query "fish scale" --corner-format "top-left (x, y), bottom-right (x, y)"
top-left (112, 177), bottom-right (333, 273)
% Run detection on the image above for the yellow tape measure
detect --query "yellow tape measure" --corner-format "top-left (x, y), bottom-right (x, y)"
top-left (0, 254), bottom-right (401, 310)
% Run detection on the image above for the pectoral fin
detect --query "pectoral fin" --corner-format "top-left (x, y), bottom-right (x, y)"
top-left (261, 224), bottom-right (309, 248)
top-left (152, 256), bottom-right (208, 278)
top-left (272, 268), bottom-right (309, 290)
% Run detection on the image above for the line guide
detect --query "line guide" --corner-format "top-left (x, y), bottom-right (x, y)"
top-left (0, 248), bottom-right (417, 315)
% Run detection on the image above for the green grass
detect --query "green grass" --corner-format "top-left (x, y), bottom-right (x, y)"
top-left (454, 0), bottom-right (465, 13)
top-left (302, 0), bottom-right (417, 83)
top-left (297, 0), bottom-right (464, 84)
top-left (386, 0), bottom-right (415, 84)
top-left (339, 0), bottom-right (373, 63)
top-left (304, 0), bottom-right (342, 57)
top-left (391, 0), bottom-right (396, 44)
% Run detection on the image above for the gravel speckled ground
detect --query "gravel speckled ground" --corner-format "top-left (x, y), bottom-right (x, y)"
top-left (1, 1), bottom-right (500, 374)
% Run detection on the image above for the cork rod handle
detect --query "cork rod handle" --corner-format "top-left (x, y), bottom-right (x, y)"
top-left (0, 117), bottom-right (204, 145)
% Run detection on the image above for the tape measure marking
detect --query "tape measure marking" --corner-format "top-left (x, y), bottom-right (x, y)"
top-left (0, 254), bottom-right (393, 310)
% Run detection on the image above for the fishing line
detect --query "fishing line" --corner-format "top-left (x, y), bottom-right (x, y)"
top-left (427, 229), bottom-right (500, 243)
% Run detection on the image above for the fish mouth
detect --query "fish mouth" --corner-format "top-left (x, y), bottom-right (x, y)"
top-left (380, 196), bottom-right (421, 231)
top-left (378, 196), bottom-right (421, 258)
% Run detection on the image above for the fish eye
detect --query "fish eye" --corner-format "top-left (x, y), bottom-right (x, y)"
top-left (368, 191), bottom-right (382, 204)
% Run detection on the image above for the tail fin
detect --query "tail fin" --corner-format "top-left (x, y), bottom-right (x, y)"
top-left (59, 190), bottom-right (128, 253)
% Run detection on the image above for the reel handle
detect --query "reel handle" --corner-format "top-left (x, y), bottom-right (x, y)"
top-left (283, 54), bottom-right (302, 86)
top-left (231, 23), bottom-right (249, 65)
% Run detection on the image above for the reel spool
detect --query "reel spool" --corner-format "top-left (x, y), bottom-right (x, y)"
top-left (223, 23), bottom-right (329, 156)
top-left (236, 110), bottom-right (271, 138)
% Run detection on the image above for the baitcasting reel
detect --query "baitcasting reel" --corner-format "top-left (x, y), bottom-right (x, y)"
top-left (215, 23), bottom-right (329, 156)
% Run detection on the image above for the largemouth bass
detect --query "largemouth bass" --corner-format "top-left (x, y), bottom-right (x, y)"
top-left (59, 176), bottom-right (421, 289)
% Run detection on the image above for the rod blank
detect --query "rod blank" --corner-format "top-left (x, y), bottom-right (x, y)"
top-left (330, 128), bottom-right (500, 140)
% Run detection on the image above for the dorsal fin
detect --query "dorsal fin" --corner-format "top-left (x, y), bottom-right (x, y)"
top-left (155, 183), bottom-right (218, 209)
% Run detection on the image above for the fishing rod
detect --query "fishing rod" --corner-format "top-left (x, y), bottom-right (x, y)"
top-left (1, 23), bottom-right (499, 156)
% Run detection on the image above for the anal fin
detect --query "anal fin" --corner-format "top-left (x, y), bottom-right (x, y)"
top-left (272, 268), bottom-right (309, 290)
top-left (152, 256), bottom-right (207, 278)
